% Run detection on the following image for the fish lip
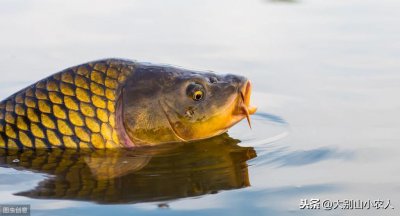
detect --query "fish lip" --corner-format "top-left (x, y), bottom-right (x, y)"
top-left (235, 80), bottom-right (257, 129)
top-left (238, 80), bottom-right (257, 115)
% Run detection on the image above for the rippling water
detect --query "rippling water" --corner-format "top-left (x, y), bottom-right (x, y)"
top-left (1, 0), bottom-right (399, 215)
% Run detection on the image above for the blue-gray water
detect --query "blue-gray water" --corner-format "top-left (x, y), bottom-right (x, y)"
top-left (0, 0), bottom-right (399, 215)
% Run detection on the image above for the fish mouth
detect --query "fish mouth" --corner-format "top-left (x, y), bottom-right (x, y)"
top-left (238, 80), bottom-right (257, 129)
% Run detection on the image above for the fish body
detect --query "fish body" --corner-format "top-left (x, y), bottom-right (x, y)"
top-left (0, 59), bottom-right (134, 150)
top-left (0, 59), bottom-right (256, 150)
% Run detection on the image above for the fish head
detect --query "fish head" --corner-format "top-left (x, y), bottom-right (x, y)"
top-left (119, 64), bottom-right (257, 146)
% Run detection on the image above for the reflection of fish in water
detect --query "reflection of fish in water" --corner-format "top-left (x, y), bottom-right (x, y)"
top-left (0, 134), bottom-right (256, 204)
top-left (0, 59), bottom-right (256, 150)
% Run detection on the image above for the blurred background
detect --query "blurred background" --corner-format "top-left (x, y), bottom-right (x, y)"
top-left (0, 0), bottom-right (399, 215)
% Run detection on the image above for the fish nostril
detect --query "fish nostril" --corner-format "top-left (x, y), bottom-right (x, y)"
top-left (209, 77), bottom-right (218, 84)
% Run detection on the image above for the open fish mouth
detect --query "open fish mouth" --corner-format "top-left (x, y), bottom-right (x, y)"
top-left (239, 80), bottom-right (257, 129)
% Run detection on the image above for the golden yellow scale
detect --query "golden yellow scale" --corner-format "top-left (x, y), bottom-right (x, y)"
top-left (0, 59), bottom-right (135, 149)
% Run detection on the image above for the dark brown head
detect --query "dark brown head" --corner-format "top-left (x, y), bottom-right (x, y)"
top-left (117, 63), bottom-right (257, 146)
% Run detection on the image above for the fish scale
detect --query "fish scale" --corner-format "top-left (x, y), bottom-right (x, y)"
top-left (0, 59), bottom-right (135, 150)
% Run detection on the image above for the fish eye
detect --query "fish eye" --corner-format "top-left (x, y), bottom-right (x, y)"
top-left (186, 83), bottom-right (205, 101)
top-left (193, 90), bottom-right (204, 101)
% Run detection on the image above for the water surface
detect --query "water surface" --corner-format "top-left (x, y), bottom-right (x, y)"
top-left (0, 0), bottom-right (399, 215)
